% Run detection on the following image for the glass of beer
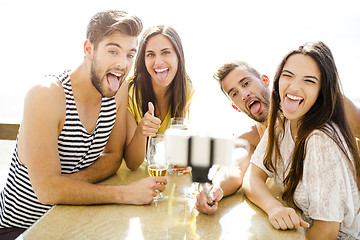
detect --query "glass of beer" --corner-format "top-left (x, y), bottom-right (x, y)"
top-left (146, 134), bottom-right (168, 201)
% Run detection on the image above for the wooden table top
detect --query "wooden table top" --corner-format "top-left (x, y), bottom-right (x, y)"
top-left (21, 161), bottom-right (306, 240)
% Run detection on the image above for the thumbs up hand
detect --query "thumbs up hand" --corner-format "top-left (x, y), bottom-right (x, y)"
top-left (138, 102), bottom-right (161, 137)
top-left (147, 102), bottom-right (155, 116)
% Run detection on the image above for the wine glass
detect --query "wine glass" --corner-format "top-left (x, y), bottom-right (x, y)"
top-left (146, 134), bottom-right (168, 201)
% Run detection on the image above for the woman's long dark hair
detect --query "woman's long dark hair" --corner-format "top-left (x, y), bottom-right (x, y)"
top-left (128, 25), bottom-right (191, 118)
top-left (264, 41), bottom-right (360, 206)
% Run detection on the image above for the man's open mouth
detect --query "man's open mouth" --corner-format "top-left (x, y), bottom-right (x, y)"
top-left (106, 72), bottom-right (123, 92)
top-left (248, 99), bottom-right (261, 115)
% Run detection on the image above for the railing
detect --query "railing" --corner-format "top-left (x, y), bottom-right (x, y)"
top-left (0, 123), bottom-right (20, 140)
top-left (1, 124), bottom-right (359, 153)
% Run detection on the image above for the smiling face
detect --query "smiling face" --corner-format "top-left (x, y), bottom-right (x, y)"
top-left (90, 31), bottom-right (138, 97)
top-left (222, 67), bottom-right (270, 123)
top-left (144, 34), bottom-right (179, 90)
top-left (279, 54), bottom-right (321, 124)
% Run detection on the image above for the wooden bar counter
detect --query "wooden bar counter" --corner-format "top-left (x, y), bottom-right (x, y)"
top-left (21, 162), bottom-right (306, 240)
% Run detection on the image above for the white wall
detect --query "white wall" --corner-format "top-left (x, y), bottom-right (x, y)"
top-left (1, 0), bottom-right (359, 135)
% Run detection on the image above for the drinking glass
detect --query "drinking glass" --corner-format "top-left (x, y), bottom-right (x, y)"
top-left (170, 117), bottom-right (188, 130)
top-left (186, 182), bottom-right (201, 199)
top-left (146, 134), bottom-right (168, 201)
top-left (167, 117), bottom-right (190, 175)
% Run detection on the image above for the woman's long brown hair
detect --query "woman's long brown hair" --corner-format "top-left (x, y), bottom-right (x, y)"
top-left (264, 41), bottom-right (360, 206)
top-left (128, 25), bottom-right (191, 118)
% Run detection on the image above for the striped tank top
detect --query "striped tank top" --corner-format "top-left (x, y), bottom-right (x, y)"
top-left (0, 71), bottom-right (117, 228)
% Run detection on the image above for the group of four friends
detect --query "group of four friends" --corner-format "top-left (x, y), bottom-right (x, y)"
top-left (0, 9), bottom-right (359, 239)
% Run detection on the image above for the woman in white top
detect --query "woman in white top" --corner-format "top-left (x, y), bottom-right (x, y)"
top-left (242, 41), bottom-right (360, 239)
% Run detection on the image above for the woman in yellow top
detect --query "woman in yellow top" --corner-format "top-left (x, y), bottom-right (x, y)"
top-left (125, 25), bottom-right (194, 170)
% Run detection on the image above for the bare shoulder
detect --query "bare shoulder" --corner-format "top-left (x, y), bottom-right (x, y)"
top-left (18, 76), bottom-right (66, 165)
top-left (237, 124), bottom-right (261, 148)
top-left (23, 75), bottom-right (66, 123)
top-left (345, 96), bottom-right (360, 118)
top-left (344, 96), bottom-right (360, 138)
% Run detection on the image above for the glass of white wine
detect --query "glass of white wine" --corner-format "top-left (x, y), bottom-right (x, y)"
top-left (146, 134), bottom-right (168, 201)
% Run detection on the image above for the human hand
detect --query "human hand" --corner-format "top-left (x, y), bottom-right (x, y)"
top-left (196, 185), bottom-right (224, 215)
top-left (171, 165), bottom-right (191, 174)
top-left (121, 176), bottom-right (167, 205)
top-left (138, 102), bottom-right (161, 137)
top-left (267, 205), bottom-right (309, 230)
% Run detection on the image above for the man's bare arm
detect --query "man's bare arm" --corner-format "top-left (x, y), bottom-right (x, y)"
top-left (196, 124), bottom-right (260, 214)
top-left (19, 82), bottom-right (166, 205)
top-left (216, 124), bottom-right (261, 196)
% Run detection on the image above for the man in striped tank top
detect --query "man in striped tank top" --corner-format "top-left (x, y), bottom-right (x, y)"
top-left (0, 10), bottom-right (167, 239)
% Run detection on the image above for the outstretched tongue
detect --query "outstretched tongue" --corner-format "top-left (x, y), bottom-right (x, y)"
top-left (156, 70), bottom-right (168, 81)
top-left (250, 102), bottom-right (261, 115)
top-left (283, 97), bottom-right (301, 113)
top-left (107, 74), bottom-right (119, 92)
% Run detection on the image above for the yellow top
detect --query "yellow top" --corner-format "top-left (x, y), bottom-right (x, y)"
top-left (127, 80), bottom-right (195, 134)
